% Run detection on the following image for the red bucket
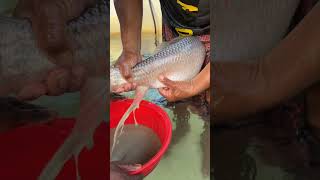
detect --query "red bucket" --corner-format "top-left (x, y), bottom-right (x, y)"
top-left (0, 118), bottom-right (109, 179)
top-left (110, 99), bottom-right (172, 176)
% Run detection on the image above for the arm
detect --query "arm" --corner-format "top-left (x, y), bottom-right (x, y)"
top-left (192, 63), bottom-right (210, 95)
top-left (114, 0), bottom-right (143, 80)
top-left (213, 2), bottom-right (320, 121)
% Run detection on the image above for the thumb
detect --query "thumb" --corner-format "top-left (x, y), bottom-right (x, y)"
top-left (158, 87), bottom-right (169, 98)
top-left (159, 75), bottom-right (178, 89)
top-left (119, 63), bottom-right (133, 81)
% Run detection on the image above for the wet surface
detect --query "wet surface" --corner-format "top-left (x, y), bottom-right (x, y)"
top-left (212, 113), bottom-right (320, 180)
top-left (111, 33), bottom-right (210, 180)
top-left (147, 96), bottom-right (210, 180)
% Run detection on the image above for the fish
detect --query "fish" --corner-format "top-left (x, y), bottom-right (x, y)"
top-left (110, 37), bottom-right (205, 91)
top-left (0, 0), bottom-right (108, 87)
top-left (110, 124), bottom-right (161, 171)
top-left (0, 1), bottom-right (109, 179)
top-left (110, 36), bottom-right (206, 154)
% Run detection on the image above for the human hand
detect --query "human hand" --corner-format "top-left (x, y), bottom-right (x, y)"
top-left (16, 65), bottom-right (87, 101)
top-left (113, 51), bottom-right (141, 93)
top-left (11, 0), bottom-right (94, 100)
top-left (14, 0), bottom-right (72, 67)
top-left (158, 75), bottom-right (197, 102)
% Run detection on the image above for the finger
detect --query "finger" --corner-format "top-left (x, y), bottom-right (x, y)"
top-left (114, 88), bottom-right (125, 94)
top-left (46, 68), bottom-right (70, 96)
top-left (158, 88), bottom-right (171, 98)
top-left (17, 83), bottom-right (47, 101)
top-left (119, 63), bottom-right (133, 81)
top-left (114, 87), bottom-right (124, 94)
top-left (132, 83), bottom-right (138, 90)
top-left (68, 65), bottom-right (87, 92)
top-left (123, 84), bottom-right (132, 92)
top-left (159, 75), bottom-right (179, 89)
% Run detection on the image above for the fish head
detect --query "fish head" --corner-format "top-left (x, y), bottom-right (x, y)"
top-left (110, 67), bottom-right (128, 92)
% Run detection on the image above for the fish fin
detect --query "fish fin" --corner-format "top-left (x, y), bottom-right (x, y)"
top-left (38, 78), bottom-right (106, 180)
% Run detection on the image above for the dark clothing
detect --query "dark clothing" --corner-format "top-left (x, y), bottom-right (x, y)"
top-left (160, 0), bottom-right (210, 36)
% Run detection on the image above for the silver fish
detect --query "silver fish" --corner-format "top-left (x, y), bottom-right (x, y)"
top-left (0, 0), bottom-right (108, 86)
top-left (110, 36), bottom-right (206, 92)
top-left (110, 37), bottom-right (206, 157)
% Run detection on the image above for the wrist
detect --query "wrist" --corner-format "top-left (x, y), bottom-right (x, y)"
top-left (189, 79), bottom-right (201, 96)
top-left (121, 29), bottom-right (141, 53)
top-left (122, 37), bottom-right (141, 54)
top-left (190, 65), bottom-right (210, 96)
top-left (122, 49), bottom-right (140, 56)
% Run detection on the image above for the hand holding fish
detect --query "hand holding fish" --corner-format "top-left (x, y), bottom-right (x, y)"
top-left (7, 0), bottom-right (97, 100)
top-left (158, 63), bottom-right (210, 102)
top-left (16, 66), bottom-right (87, 101)
top-left (114, 51), bottom-right (140, 93)
top-left (13, 0), bottom-right (95, 67)
top-left (114, 0), bottom-right (142, 92)
top-left (116, 51), bottom-right (142, 81)
top-left (158, 76), bottom-right (197, 102)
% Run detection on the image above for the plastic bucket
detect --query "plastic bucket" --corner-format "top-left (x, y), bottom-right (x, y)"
top-left (110, 99), bottom-right (172, 176)
top-left (0, 118), bottom-right (109, 179)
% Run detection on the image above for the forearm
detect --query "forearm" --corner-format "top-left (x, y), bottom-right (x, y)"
top-left (213, 2), bottom-right (320, 121)
top-left (192, 63), bottom-right (210, 95)
top-left (114, 0), bottom-right (142, 53)
top-left (66, 0), bottom-right (96, 19)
